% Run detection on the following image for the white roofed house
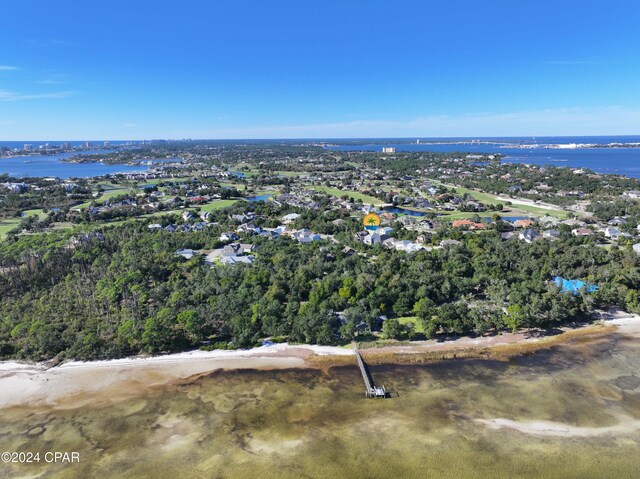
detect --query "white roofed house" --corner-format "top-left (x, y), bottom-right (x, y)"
top-left (219, 255), bottom-right (255, 265)
top-left (363, 231), bottom-right (389, 245)
top-left (292, 229), bottom-right (322, 244)
top-left (623, 190), bottom-right (640, 199)
top-left (633, 243), bottom-right (640, 254)
top-left (219, 232), bottom-right (239, 242)
top-left (603, 227), bottom-right (622, 239)
top-left (182, 210), bottom-right (194, 221)
top-left (236, 222), bottom-right (262, 235)
top-left (175, 248), bottom-right (198, 259)
top-left (282, 213), bottom-right (301, 224)
top-left (518, 229), bottom-right (542, 243)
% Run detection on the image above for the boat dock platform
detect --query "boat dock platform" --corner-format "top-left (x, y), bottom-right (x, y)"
top-left (355, 348), bottom-right (386, 398)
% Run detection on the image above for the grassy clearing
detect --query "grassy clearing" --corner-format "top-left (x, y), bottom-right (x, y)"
top-left (21, 208), bottom-right (47, 219)
top-left (431, 181), bottom-right (569, 218)
top-left (275, 171), bottom-right (306, 177)
top-left (141, 177), bottom-right (193, 185)
top-left (198, 200), bottom-right (239, 212)
top-left (99, 188), bottom-right (135, 201)
top-left (310, 186), bottom-right (383, 205)
top-left (397, 316), bottom-right (423, 333)
top-left (0, 218), bottom-right (21, 240)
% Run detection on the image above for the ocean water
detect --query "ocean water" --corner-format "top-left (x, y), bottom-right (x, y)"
top-left (2, 136), bottom-right (640, 179)
top-left (327, 136), bottom-right (640, 178)
top-left (0, 150), bottom-right (148, 179)
top-left (1, 333), bottom-right (639, 479)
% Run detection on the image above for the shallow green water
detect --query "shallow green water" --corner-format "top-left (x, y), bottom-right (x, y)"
top-left (2, 334), bottom-right (640, 478)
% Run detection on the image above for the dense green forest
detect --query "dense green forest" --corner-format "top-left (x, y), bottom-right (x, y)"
top-left (1, 216), bottom-right (638, 361)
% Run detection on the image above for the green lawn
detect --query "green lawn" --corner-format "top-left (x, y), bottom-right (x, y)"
top-left (198, 200), bottom-right (239, 212)
top-left (310, 186), bottom-right (384, 205)
top-left (397, 316), bottom-right (423, 333)
top-left (436, 210), bottom-right (544, 221)
top-left (21, 208), bottom-right (47, 219)
top-left (0, 218), bottom-right (21, 240)
top-left (141, 176), bottom-right (193, 185)
top-left (219, 183), bottom-right (246, 189)
top-left (98, 188), bottom-right (135, 201)
top-left (432, 182), bottom-right (569, 219)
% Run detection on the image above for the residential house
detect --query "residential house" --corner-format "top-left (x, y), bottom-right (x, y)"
top-left (282, 213), bottom-right (301, 224)
top-left (354, 231), bottom-right (370, 242)
top-left (633, 243), bottom-right (640, 254)
top-left (222, 243), bottom-right (256, 255)
top-left (563, 218), bottom-right (587, 227)
top-left (292, 229), bottom-right (322, 244)
top-left (175, 248), bottom-right (198, 259)
top-left (607, 217), bottom-right (628, 226)
top-left (604, 227), bottom-right (622, 239)
top-left (440, 239), bottom-right (462, 248)
top-left (363, 231), bottom-right (389, 245)
top-left (539, 215), bottom-right (561, 227)
top-left (219, 232), bottom-right (239, 242)
top-left (513, 219), bottom-right (535, 229)
top-left (572, 228), bottom-right (594, 237)
top-left (236, 222), bottom-right (262, 235)
top-left (342, 246), bottom-right (355, 256)
top-left (231, 213), bottom-right (255, 223)
top-left (518, 229), bottom-right (542, 243)
top-left (543, 229), bottom-right (561, 239)
top-left (2, 182), bottom-right (29, 192)
top-left (181, 210), bottom-right (194, 221)
top-left (148, 223), bottom-right (162, 230)
top-left (452, 219), bottom-right (484, 230)
top-left (191, 222), bottom-right (208, 232)
top-left (220, 255), bottom-right (255, 265)
top-left (379, 212), bottom-right (395, 224)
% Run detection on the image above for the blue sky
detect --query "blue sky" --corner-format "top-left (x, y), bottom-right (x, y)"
top-left (1, 0), bottom-right (639, 139)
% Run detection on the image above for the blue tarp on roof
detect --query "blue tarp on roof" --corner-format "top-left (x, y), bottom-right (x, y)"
top-left (552, 276), bottom-right (599, 295)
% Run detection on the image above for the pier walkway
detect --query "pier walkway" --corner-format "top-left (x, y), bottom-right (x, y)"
top-left (355, 348), bottom-right (386, 398)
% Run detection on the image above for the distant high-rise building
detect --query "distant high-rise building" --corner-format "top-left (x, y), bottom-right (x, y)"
top-left (85, 141), bottom-right (93, 148)
top-left (104, 141), bottom-right (110, 147)
top-left (382, 147), bottom-right (396, 154)
top-left (23, 144), bottom-right (32, 151)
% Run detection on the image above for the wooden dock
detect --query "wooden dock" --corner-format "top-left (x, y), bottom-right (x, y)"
top-left (355, 349), bottom-right (386, 398)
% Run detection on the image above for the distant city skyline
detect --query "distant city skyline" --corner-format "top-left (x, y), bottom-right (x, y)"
top-left (1, 1), bottom-right (639, 140)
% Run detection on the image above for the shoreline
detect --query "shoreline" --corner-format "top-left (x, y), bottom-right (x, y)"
top-left (1, 310), bottom-right (638, 410)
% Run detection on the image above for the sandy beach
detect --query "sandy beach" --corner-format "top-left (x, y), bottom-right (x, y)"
top-left (1, 310), bottom-right (638, 410)
top-left (0, 344), bottom-right (353, 410)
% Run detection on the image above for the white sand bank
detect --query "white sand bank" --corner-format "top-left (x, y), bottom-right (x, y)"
top-left (0, 344), bottom-right (353, 410)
